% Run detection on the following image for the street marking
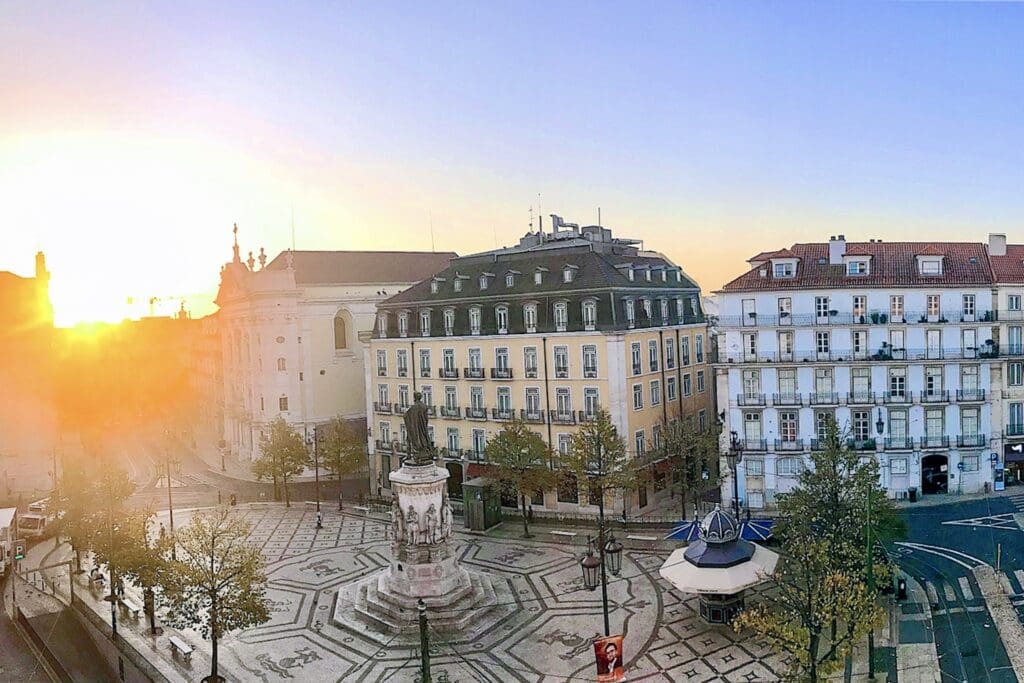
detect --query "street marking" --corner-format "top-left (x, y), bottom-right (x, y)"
top-left (925, 581), bottom-right (940, 605)
top-left (958, 577), bottom-right (975, 601)
top-left (933, 606), bottom-right (987, 616)
top-left (894, 542), bottom-right (987, 570)
top-left (1001, 573), bottom-right (1017, 596)
top-left (942, 513), bottom-right (1020, 531)
top-left (943, 582), bottom-right (957, 603)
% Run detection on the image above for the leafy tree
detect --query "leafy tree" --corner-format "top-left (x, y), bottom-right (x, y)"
top-left (562, 410), bottom-right (639, 519)
top-left (318, 416), bottom-right (367, 483)
top-left (86, 466), bottom-right (138, 607)
top-left (483, 419), bottom-right (558, 537)
top-left (158, 506), bottom-right (270, 682)
top-left (50, 459), bottom-right (98, 573)
top-left (254, 418), bottom-right (309, 507)
top-left (659, 417), bottom-right (720, 519)
top-left (115, 512), bottom-right (170, 635)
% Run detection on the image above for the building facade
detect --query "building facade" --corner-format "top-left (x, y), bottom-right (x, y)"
top-left (367, 216), bottom-right (714, 513)
top-left (215, 228), bottom-right (454, 460)
top-left (716, 235), bottom-right (1002, 509)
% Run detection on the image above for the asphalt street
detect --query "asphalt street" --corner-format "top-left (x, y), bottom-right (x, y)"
top-left (896, 493), bottom-right (1024, 683)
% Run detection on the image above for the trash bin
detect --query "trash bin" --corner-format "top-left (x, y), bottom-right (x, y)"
top-left (897, 577), bottom-right (907, 601)
top-left (908, 487), bottom-right (918, 503)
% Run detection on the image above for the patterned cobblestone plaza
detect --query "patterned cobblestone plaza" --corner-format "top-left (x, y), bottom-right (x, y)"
top-left (156, 505), bottom-right (789, 682)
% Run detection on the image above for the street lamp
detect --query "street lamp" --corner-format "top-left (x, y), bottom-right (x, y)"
top-left (875, 410), bottom-right (885, 437)
top-left (725, 431), bottom-right (744, 516)
top-left (305, 426), bottom-right (322, 515)
top-left (579, 532), bottom-right (623, 635)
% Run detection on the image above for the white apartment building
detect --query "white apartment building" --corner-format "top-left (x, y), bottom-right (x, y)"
top-left (986, 234), bottom-right (1024, 484)
top-left (214, 228), bottom-right (454, 460)
top-left (715, 236), bottom-right (999, 509)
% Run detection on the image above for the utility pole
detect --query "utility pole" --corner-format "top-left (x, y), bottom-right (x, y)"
top-left (166, 445), bottom-right (176, 561)
top-left (418, 599), bottom-right (431, 682)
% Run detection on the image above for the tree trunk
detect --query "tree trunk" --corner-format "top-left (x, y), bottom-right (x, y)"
top-left (681, 487), bottom-right (688, 520)
top-left (211, 632), bottom-right (218, 681)
top-left (145, 587), bottom-right (157, 634)
top-left (520, 493), bottom-right (531, 538)
top-left (809, 632), bottom-right (819, 683)
top-left (272, 474), bottom-right (279, 501)
top-left (283, 475), bottom-right (290, 507)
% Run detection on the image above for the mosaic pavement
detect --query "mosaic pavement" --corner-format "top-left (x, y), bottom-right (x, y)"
top-left (161, 506), bottom-right (789, 682)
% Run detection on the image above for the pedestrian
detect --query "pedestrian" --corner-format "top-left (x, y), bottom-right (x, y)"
top-left (159, 522), bottom-right (166, 540)
top-left (316, 511), bottom-right (323, 529)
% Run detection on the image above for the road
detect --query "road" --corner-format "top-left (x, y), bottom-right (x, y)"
top-left (896, 494), bottom-right (1024, 683)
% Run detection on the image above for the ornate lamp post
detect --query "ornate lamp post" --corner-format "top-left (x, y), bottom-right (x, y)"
top-left (579, 532), bottom-right (623, 636)
top-left (725, 431), bottom-right (744, 516)
top-left (305, 426), bottom-right (322, 515)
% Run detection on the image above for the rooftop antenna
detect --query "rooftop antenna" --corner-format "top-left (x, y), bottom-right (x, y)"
top-left (537, 193), bottom-right (543, 232)
top-left (429, 211), bottom-right (435, 252)
top-left (528, 206), bottom-right (534, 233)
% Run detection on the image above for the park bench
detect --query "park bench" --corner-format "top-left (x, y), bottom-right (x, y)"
top-left (550, 530), bottom-right (577, 540)
top-left (304, 501), bottom-right (319, 510)
top-left (88, 574), bottom-right (106, 592)
top-left (120, 598), bottom-right (142, 619)
top-left (352, 505), bottom-right (370, 514)
top-left (169, 635), bottom-right (193, 662)
top-left (627, 534), bottom-right (658, 542)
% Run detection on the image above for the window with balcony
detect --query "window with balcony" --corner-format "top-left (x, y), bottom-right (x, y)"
top-left (583, 300), bottom-right (597, 330)
top-left (815, 296), bottom-right (830, 322)
top-left (1010, 403), bottom-right (1024, 434)
top-left (814, 411), bottom-right (833, 441)
top-left (496, 388), bottom-right (511, 416)
top-left (472, 429), bottom-right (486, 455)
top-left (889, 296), bottom-right (904, 323)
top-left (683, 373), bottom-right (692, 396)
top-left (925, 408), bottom-right (944, 442)
top-left (889, 329), bottom-right (905, 357)
top-left (779, 411), bottom-right (798, 443)
top-left (1010, 327), bottom-right (1023, 355)
top-left (446, 428), bottom-right (459, 453)
top-left (667, 377), bottom-right (677, 401)
top-left (697, 370), bottom-right (706, 393)
top-left (649, 340), bottom-right (660, 372)
top-left (488, 306), bottom-right (506, 335)
top-left (743, 412), bottom-right (762, 444)
top-left (778, 297), bottom-right (792, 324)
top-left (419, 349), bottom-right (431, 378)
top-left (444, 386), bottom-right (457, 410)
top-left (961, 365), bottom-right (979, 392)
top-left (852, 410), bottom-right (870, 442)
top-left (633, 383), bottom-right (643, 410)
top-left (376, 349), bottom-right (387, 376)
top-left (778, 368), bottom-right (797, 399)
top-left (889, 367), bottom-right (906, 398)
top-left (378, 384), bottom-right (389, 406)
top-left (851, 367), bottom-right (871, 400)
top-left (398, 313), bottom-right (409, 337)
top-left (779, 331), bottom-right (794, 361)
top-left (556, 388), bottom-right (571, 417)
top-left (742, 369), bottom-right (760, 400)
top-left (650, 380), bottom-right (661, 406)
top-left (681, 337), bottom-right (691, 365)
top-left (696, 335), bottom-right (704, 363)
top-left (554, 345), bottom-right (569, 378)
top-left (962, 294), bottom-right (976, 321)
top-left (526, 388), bottom-right (541, 417)
top-left (927, 294), bottom-right (940, 320)
top-left (583, 345), bottom-right (598, 378)
top-left (816, 331), bottom-right (830, 356)
top-left (470, 386), bottom-right (484, 412)
top-left (814, 367), bottom-right (833, 396)
top-left (634, 431), bottom-right (646, 458)
top-left (469, 307), bottom-right (481, 335)
top-left (554, 302), bottom-right (568, 332)
top-left (524, 347), bottom-right (538, 378)
top-left (625, 299), bottom-right (636, 328)
top-left (961, 407), bottom-right (979, 438)
top-left (889, 409), bottom-right (907, 440)
top-left (398, 385), bottom-right (410, 410)
top-left (419, 310), bottom-right (431, 336)
top-left (421, 385), bottom-right (433, 406)
top-left (665, 340), bottom-right (676, 369)
top-left (443, 308), bottom-right (455, 336)
top-left (924, 366), bottom-right (942, 398)
top-left (523, 303), bottom-right (537, 333)
top-left (454, 278), bottom-right (463, 292)
top-left (468, 348), bottom-right (482, 375)
top-left (495, 347), bottom-right (509, 375)
top-left (962, 328), bottom-right (977, 357)
top-left (642, 298), bottom-right (653, 320)
top-left (659, 298), bottom-right (669, 322)
top-left (676, 297), bottom-right (685, 320)
top-left (742, 332), bottom-right (757, 361)
top-left (852, 295), bottom-right (866, 320)
top-left (397, 350), bottom-right (409, 377)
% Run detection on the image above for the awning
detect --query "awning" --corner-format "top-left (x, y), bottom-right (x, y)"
top-left (659, 543), bottom-right (779, 594)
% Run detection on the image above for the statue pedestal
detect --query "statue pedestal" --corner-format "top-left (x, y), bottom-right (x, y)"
top-left (332, 461), bottom-right (517, 643)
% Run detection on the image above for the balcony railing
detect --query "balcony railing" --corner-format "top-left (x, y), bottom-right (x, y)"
top-left (397, 367), bottom-right (408, 378)
top-left (420, 368), bottom-right (432, 378)
top-left (465, 450), bottom-right (487, 463)
top-left (525, 368), bottom-right (539, 379)
top-left (521, 409), bottom-right (546, 423)
top-left (490, 368), bottom-right (513, 379)
top-left (373, 401), bottom-right (393, 414)
top-left (584, 366), bottom-right (598, 379)
top-left (774, 439), bottom-right (804, 451)
top-left (1007, 424), bottom-right (1024, 438)
top-left (631, 364), bottom-right (642, 375)
top-left (736, 393), bottom-right (766, 407)
top-left (549, 410), bottom-right (577, 425)
top-left (464, 367), bottom-right (485, 379)
top-left (956, 389), bottom-right (986, 402)
top-left (554, 366), bottom-right (569, 379)
top-left (847, 391), bottom-right (875, 405)
top-left (440, 406), bottom-right (462, 419)
top-left (491, 408), bottom-right (513, 420)
top-left (717, 346), bottom-right (999, 364)
top-left (742, 439), bottom-right (767, 451)
top-left (957, 434), bottom-right (987, 448)
top-left (438, 368), bottom-right (459, 379)
top-left (578, 410), bottom-right (599, 423)
top-left (919, 390), bottom-right (949, 403)
top-left (772, 393), bottom-right (802, 406)
top-left (884, 436), bottom-right (913, 451)
top-left (374, 439), bottom-right (393, 453)
top-left (884, 392), bottom-right (910, 404)
top-left (377, 367), bottom-right (388, 377)
top-left (718, 309), bottom-right (995, 328)
top-left (920, 436), bottom-right (950, 449)
top-left (425, 405), bottom-right (437, 417)
top-left (846, 438), bottom-right (878, 452)
top-left (810, 392), bottom-right (839, 405)
top-left (393, 403), bottom-right (409, 414)
top-left (465, 407), bottom-right (487, 419)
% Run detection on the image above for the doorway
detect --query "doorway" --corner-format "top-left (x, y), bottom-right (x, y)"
top-left (445, 461), bottom-right (464, 500)
top-left (921, 454), bottom-right (949, 494)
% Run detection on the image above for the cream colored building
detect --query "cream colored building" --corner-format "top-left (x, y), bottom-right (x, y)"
top-left (214, 228), bottom-right (454, 460)
top-left (367, 216), bottom-right (714, 514)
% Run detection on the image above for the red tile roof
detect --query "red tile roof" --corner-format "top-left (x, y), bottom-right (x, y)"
top-left (748, 248), bottom-right (797, 261)
top-left (915, 245), bottom-right (945, 256)
top-left (265, 250), bottom-right (457, 285)
top-left (989, 244), bottom-right (1024, 282)
top-left (719, 242), bottom-right (994, 292)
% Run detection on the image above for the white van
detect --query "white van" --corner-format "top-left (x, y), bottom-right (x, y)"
top-left (19, 499), bottom-right (54, 540)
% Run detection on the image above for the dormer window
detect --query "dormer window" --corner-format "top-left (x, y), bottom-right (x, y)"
top-left (496, 305), bottom-right (509, 334)
top-left (554, 302), bottom-right (568, 331)
top-left (625, 299), bottom-right (636, 328)
top-left (773, 261), bottom-right (795, 278)
top-left (523, 303), bottom-right (538, 333)
top-left (661, 270), bottom-right (667, 282)
top-left (582, 300), bottom-right (597, 330)
top-left (563, 265), bottom-right (578, 283)
top-left (469, 307), bottom-right (481, 335)
top-left (398, 312), bottom-right (409, 337)
top-left (479, 275), bottom-right (489, 290)
top-left (443, 308), bottom-right (455, 336)
top-left (430, 280), bottom-right (439, 294)
top-left (506, 273), bottom-right (514, 287)
top-left (454, 278), bottom-right (463, 292)
top-left (534, 271), bottom-right (542, 285)
top-left (628, 269), bottom-right (635, 281)
top-left (920, 258), bottom-right (942, 275)
top-left (419, 310), bottom-right (431, 337)
top-left (847, 260), bottom-right (869, 276)
top-left (377, 312), bottom-right (388, 338)
top-left (645, 269), bottom-right (652, 282)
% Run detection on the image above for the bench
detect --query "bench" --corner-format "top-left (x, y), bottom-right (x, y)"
top-left (352, 505), bottom-right (370, 513)
top-left (88, 575), bottom-right (106, 591)
top-left (169, 635), bottom-right (193, 662)
top-left (120, 598), bottom-right (143, 619)
top-left (550, 530), bottom-right (577, 539)
top-left (304, 501), bottom-right (319, 510)
top-left (627, 535), bottom-right (658, 542)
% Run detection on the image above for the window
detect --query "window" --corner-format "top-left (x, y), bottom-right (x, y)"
top-left (454, 278), bottom-right (463, 292)
top-left (494, 348), bottom-right (510, 375)
top-left (378, 384), bottom-right (389, 406)
top-left (773, 262), bottom-right (794, 278)
top-left (534, 270), bottom-right (543, 285)
top-left (377, 313), bottom-right (388, 337)
top-left (890, 458), bottom-right (908, 475)
top-left (962, 294), bottom-right (976, 320)
top-left (419, 349), bottom-right (431, 378)
top-left (747, 490), bottom-right (765, 509)
top-left (398, 385), bottom-right (410, 409)
top-left (625, 299), bottom-right (636, 328)
top-left (816, 331), bottom-right (830, 355)
top-left (557, 470), bottom-right (578, 504)
top-left (742, 368), bottom-right (760, 396)
top-left (260, 396), bottom-right (264, 411)
top-left (524, 303), bottom-right (537, 333)
top-left (631, 342), bottom-right (642, 375)
top-left (584, 388), bottom-right (599, 417)
top-left (505, 273), bottom-right (515, 287)
top-left (469, 307), bottom-right (481, 335)
top-left (743, 332), bottom-right (758, 360)
top-left (851, 329), bottom-right (867, 359)
top-left (660, 298), bottom-right (669, 322)
top-left (556, 388), bottom-right (571, 416)
top-left (652, 424), bottom-right (663, 449)
top-left (778, 458), bottom-right (801, 476)
top-left (695, 335), bottom-right (704, 363)
top-left (398, 313), bottom-right (409, 337)
top-left (1011, 403), bottom-right (1024, 431)
top-left (632, 384), bottom-right (643, 410)
top-left (961, 365), bottom-right (979, 392)
top-left (1010, 362), bottom-right (1023, 386)
top-left (420, 386), bottom-right (433, 406)
top-left (890, 296), bottom-right (904, 322)
top-left (1010, 326), bottom-right (1023, 354)
top-left (698, 410), bottom-right (707, 431)
top-left (279, 396), bottom-right (289, 412)
top-left (446, 428), bottom-right (459, 453)
top-left (524, 347), bottom-right (538, 378)
top-left (468, 348), bottom-right (482, 371)
top-left (420, 310), bottom-right (431, 336)
top-left (924, 366), bottom-right (942, 396)
top-left (442, 348), bottom-right (456, 374)
top-left (472, 429), bottom-right (486, 455)
top-left (563, 267), bottom-right (574, 283)
top-left (277, 357), bottom-right (286, 371)
top-left (961, 407), bottom-right (979, 437)
top-left (1011, 295), bottom-right (1022, 311)
top-left (430, 280), bottom-right (439, 294)
top-left (814, 367), bottom-right (833, 394)
top-left (927, 294), bottom-right (940, 318)
top-left (497, 387), bottom-right (511, 415)
top-left (376, 349), bottom-right (388, 376)
top-left (925, 408), bottom-right (944, 439)
top-left (583, 300), bottom-right (597, 330)
top-left (778, 368), bottom-right (797, 396)
top-left (676, 297), bottom-right (685, 320)
top-left (554, 346), bottom-right (569, 378)
top-left (847, 260), bottom-right (867, 275)
top-left (889, 367), bottom-right (906, 397)
top-left (444, 386), bottom-right (457, 410)
top-left (890, 328), bottom-right (905, 352)
top-left (554, 302), bottom-right (568, 331)
top-left (667, 377), bottom-right (677, 400)
top-left (852, 367), bottom-right (871, 395)
top-left (642, 298), bottom-right (653, 320)
top-left (779, 411), bottom-right (797, 442)
top-left (746, 459), bottom-right (764, 476)
top-left (681, 337), bottom-right (691, 365)
top-left (889, 409), bottom-right (907, 439)
top-left (920, 258), bottom-right (941, 275)
top-left (582, 345), bottom-right (598, 378)
top-left (852, 410), bottom-right (870, 441)
top-left (815, 296), bottom-right (830, 320)
top-left (778, 297), bottom-right (792, 323)
top-left (443, 308), bottom-right (455, 336)
top-left (526, 388), bottom-right (541, 416)
top-left (961, 328), bottom-right (978, 357)
top-left (961, 455), bottom-right (980, 472)
top-left (696, 370), bottom-right (706, 393)
top-left (397, 350), bottom-right (409, 377)
top-left (815, 411), bottom-right (832, 440)
top-left (683, 373), bottom-right (692, 396)
top-left (649, 340), bottom-right (660, 372)
top-left (470, 386), bottom-right (484, 411)
top-left (665, 340), bottom-right (676, 369)
top-left (634, 431), bottom-right (646, 458)
top-left (852, 295), bottom-right (866, 319)
top-left (743, 412), bottom-right (762, 441)
top-left (650, 380), bottom-right (661, 406)
top-left (479, 275), bottom-right (489, 290)
top-left (496, 306), bottom-right (509, 334)
top-left (334, 314), bottom-right (348, 349)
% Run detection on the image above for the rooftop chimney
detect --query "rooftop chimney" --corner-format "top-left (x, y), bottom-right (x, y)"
top-left (989, 233), bottom-right (1007, 257)
top-left (829, 234), bottom-right (846, 265)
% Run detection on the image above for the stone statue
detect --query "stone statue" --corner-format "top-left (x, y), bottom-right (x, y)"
top-left (440, 492), bottom-right (452, 539)
top-left (406, 505), bottom-right (419, 545)
top-left (403, 392), bottom-right (435, 465)
top-left (423, 504), bottom-right (438, 544)
top-left (391, 497), bottom-right (403, 541)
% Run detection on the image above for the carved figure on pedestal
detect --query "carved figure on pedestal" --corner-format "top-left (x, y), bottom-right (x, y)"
top-left (424, 503), bottom-right (438, 544)
top-left (406, 505), bottom-right (419, 545)
top-left (440, 492), bottom-right (452, 539)
top-left (391, 497), bottom-right (403, 541)
top-left (403, 392), bottom-right (436, 465)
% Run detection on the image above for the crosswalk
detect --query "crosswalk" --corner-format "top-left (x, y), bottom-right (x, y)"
top-left (1007, 492), bottom-right (1024, 512)
top-left (918, 575), bottom-right (988, 616)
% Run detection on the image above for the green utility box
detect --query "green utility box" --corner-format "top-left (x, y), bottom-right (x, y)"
top-left (462, 477), bottom-right (502, 531)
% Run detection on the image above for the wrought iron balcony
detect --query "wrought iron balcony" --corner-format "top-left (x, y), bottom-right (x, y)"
top-left (520, 409), bottom-right (546, 423)
top-left (846, 438), bottom-right (878, 452)
top-left (525, 368), bottom-right (539, 379)
top-left (490, 368), bottom-right (513, 379)
top-left (420, 368), bottom-right (432, 379)
top-left (1006, 424), bottom-right (1024, 438)
top-left (810, 392), bottom-right (839, 405)
top-left (549, 410), bottom-right (577, 425)
top-left (956, 389), bottom-right (986, 402)
top-left (464, 367), bottom-right (485, 379)
top-left (397, 367), bottom-right (408, 378)
top-left (438, 368), bottom-right (459, 379)
top-left (490, 408), bottom-right (513, 420)
top-left (440, 406), bottom-right (462, 419)
top-left (883, 436), bottom-right (913, 451)
top-left (584, 366), bottom-right (598, 379)
top-left (578, 410), bottom-right (599, 423)
top-left (774, 439), bottom-right (804, 451)
top-left (377, 367), bottom-right (388, 377)
top-left (554, 365), bottom-right (569, 379)
top-left (736, 393), bottom-right (766, 407)
top-left (919, 390), bottom-right (949, 403)
top-left (393, 403), bottom-right (409, 414)
top-left (772, 393), bottom-right (802, 406)
top-left (374, 439), bottom-right (393, 453)
top-left (742, 439), bottom-right (767, 451)
top-left (373, 401), bottom-right (393, 414)
top-left (465, 406), bottom-right (487, 419)
top-left (920, 436), bottom-right (950, 449)
top-left (957, 434), bottom-right (987, 448)
top-left (847, 391), bottom-right (876, 405)
top-left (883, 391), bottom-right (911, 404)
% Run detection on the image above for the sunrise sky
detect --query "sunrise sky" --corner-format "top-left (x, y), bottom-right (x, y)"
top-left (3, 2), bottom-right (1024, 326)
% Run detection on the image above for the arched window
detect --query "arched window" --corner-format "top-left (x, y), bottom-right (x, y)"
top-left (554, 301), bottom-right (568, 332)
top-left (334, 313), bottom-right (348, 349)
top-left (582, 300), bottom-right (597, 330)
top-left (277, 357), bottom-right (286, 371)
top-left (496, 305), bottom-right (509, 333)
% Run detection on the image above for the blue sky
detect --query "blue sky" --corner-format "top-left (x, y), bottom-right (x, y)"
top-left (2, 2), bottom-right (1023, 321)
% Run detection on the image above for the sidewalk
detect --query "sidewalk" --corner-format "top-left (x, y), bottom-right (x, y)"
top-left (895, 576), bottom-right (941, 683)
top-left (895, 484), bottom-right (1023, 509)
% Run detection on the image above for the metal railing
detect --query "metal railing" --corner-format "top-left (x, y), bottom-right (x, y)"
top-left (549, 410), bottom-right (577, 425)
top-left (373, 401), bottom-right (393, 414)
top-left (464, 367), bottom-right (485, 379)
top-left (465, 406), bottom-right (487, 419)
top-left (920, 436), bottom-right (949, 449)
top-left (774, 439), bottom-right (804, 451)
top-left (956, 389), bottom-right (986, 402)
top-left (719, 309), bottom-right (995, 328)
top-left (847, 391), bottom-right (876, 405)
top-left (957, 434), bottom-right (987, 448)
top-left (884, 436), bottom-right (913, 450)
top-left (736, 393), bottom-right (766, 406)
top-left (440, 406), bottom-right (462, 418)
top-left (883, 392), bottom-right (910, 404)
top-left (919, 390), bottom-right (949, 403)
top-left (772, 393), bottom-right (802, 406)
top-left (438, 368), bottom-right (459, 379)
top-left (810, 392), bottom-right (839, 405)
top-left (490, 368), bottom-right (513, 379)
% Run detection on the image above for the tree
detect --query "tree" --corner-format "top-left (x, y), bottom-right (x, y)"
top-left (484, 420), bottom-right (558, 537)
top-left (86, 466), bottom-right (138, 611)
top-left (115, 512), bottom-right (170, 635)
top-left (158, 506), bottom-right (271, 682)
top-left (561, 410), bottom-right (639, 517)
top-left (51, 459), bottom-right (98, 573)
top-left (660, 417), bottom-right (720, 519)
top-left (254, 418), bottom-right (308, 506)
top-left (318, 416), bottom-right (367, 483)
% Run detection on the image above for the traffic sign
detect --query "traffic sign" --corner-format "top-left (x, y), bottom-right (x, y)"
top-left (957, 462), bottom-right (964, 471)
top-left (13, 539), bottom-right (25, 561)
